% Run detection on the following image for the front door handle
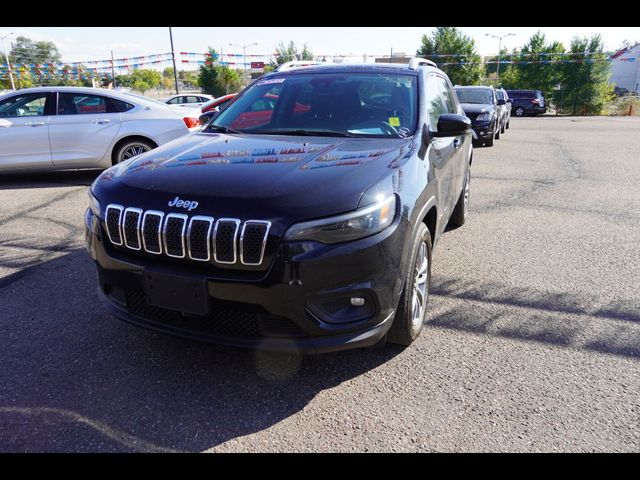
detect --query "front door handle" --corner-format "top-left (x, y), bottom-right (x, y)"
top-left (453, 137), bottom-right (462, 149)
top-left (25, 121), bottom-right (45, 127)
top-left (92, 119), bottom-right (110, 125)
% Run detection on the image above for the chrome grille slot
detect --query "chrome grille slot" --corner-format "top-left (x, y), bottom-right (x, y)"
top-left (187, 216), bottom-right (214, 261)
top-left (163, 213), bottom-right (188, 258)
top-left (240, 221), bottom-right (271, 266)
top-left (105, 205), bottom-right (124, 246)
top-left (123, 208), bottom-right (142, 250)
top-left (214, 219), bottom-right (240, 264)
top-left (104, 204), bottom-right (271, 267)
top-left (142, 211), bottom-right (164, 254)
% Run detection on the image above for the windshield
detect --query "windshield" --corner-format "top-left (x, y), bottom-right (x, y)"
top-left (455, 88), bottom-right (494, 105)
top-left (208, 72), bottom-right (418, 138)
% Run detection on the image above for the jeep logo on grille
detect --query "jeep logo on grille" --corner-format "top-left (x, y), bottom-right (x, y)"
top-left (168, 196), bottom-right (199, 211)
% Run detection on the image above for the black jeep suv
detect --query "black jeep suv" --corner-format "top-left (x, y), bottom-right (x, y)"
top-left (454, 85), bottom-right (503, 147)
top-left (85, 59), bottom-right (473, 353)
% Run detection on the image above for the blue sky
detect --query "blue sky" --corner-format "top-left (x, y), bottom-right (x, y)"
top-left (1, 27), bottom-right (638, 67)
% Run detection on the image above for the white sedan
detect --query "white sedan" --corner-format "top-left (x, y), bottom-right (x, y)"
top-left (164, 93), bottom-right (213, 110)
top-left (0, 86), bottom-right (195, 173)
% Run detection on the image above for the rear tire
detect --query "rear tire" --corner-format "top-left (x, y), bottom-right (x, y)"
top-left (506, 120), bottom-right (510, 129)
top-left (500, 123), bottom-right (505, 134)
top-left (448, 166), bottom-right (470, 228)
top-left (388, 223), bottom-right (432, 346)
top-left (495, 129), bottom-right (500, 140)
top-left (112, 138), bottom-right (155, 165)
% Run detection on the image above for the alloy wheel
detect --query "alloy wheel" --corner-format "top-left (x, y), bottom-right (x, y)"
top-left (411, 241), bottom-right (429, 328)
top-left (120, 144), bottom-right (150, 162)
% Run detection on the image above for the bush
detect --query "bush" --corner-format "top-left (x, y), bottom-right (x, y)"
top-left (607, 93), bottom-right (640, 116)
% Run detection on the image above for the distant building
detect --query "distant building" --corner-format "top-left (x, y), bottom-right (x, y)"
top-left (375, 52), bottom-right (412, 64)
top-left (610, 44), bottom-right (640, 94)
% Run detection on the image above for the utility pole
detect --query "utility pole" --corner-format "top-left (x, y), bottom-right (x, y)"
top-left (111, 50), bottom-right (116, 87)
top-left (485, 32), bottom-right (515, 84)
top-left (169, 27), bottom-right (179, 94)
top-left (229, 42), bottom-right (257, 86)
top-left (1, 32), bottom-right (16, 90)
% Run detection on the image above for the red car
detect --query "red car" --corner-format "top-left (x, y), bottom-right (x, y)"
top-left (201, 94), bottom-right (238, 113)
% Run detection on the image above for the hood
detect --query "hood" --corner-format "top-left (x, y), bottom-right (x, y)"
top-left (460, 103), bottom-right (494, 114)
top-left (93, 132), bottom-right (414, 229)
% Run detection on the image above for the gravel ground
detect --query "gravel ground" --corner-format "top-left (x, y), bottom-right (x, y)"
top-left (0, 116), bottom-right (638, 452)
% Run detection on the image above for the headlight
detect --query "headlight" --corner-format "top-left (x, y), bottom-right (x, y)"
top-left (284, 194), bottom-right (396, 244)
top-left (476, 112), bottom-right (492, 121)
top-left (88, 189), bottom-right (101, 217)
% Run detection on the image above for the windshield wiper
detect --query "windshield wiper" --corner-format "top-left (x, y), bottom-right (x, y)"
top-left (207, 124), bottom-right (243, 134)
top-left (251, 128), bottom-right (355, 138)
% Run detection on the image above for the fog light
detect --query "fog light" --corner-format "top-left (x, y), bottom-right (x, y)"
top-left (350, 297), bottom-right (365, 307)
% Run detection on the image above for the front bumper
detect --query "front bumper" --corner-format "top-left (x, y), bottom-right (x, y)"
top-left (85, 208), bottom-right (411, 353)
top-left (471, 119), bottom-right (496, 140)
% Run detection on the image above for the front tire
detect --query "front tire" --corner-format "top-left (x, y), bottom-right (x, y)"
top-left (388, 223), bottom-right (432, 346)
top-left (448, 166), bottom-right (470, 228)
top-left (514, 106), bottom-right (526, 117)
top-left (485, 135), bottom-right (494, 147)
top-left (506, 120), bottom-right (510, 129)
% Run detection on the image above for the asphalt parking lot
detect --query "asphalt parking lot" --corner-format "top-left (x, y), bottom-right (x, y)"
top-left (1, 116), bottom-right (639, 452)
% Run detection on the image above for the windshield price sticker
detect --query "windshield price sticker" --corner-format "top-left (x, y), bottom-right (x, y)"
top-left (388, 117), bottom-right (401, 127)
top-left (257, 78), bottom-right (286, 86)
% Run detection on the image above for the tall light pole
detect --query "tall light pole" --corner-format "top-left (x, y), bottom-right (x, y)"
top-left (169, 27), bottom-right (179, 94)
top-left (229, 42), bottom-right (257, 85)
top-left (485, 32), bottom-right (515, 84)
top-left (1, 32), bottom-right (16, 90)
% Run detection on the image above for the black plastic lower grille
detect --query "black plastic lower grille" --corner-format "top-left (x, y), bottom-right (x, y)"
top-left (124, 289), bottom-right (304, 338)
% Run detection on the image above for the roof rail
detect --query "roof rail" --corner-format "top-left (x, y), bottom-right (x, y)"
top-left (276, 60), bottom-right (325, 72)
top-left (408, 57), bottom-right (437, 70)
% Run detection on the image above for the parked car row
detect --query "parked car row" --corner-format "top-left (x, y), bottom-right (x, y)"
top-left (454, 85), bottom-right (509, 147)
top-left (453, 86), bottom-right (545, 147)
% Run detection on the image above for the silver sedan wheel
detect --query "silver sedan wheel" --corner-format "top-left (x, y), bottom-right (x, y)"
top-left (411, 241), bottom-right (429, 328)
top-left (120, 144), bottom-right (150, 162)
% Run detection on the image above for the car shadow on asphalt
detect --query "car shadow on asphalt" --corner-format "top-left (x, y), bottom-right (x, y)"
top-left (0, 248), bottom-right (403, 452)
top-left (428, 277), bottom-right (640, 358)
top-left (0, 170), bottom-right (101, 190)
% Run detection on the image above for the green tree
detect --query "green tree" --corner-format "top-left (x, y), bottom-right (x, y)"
top-left (129, 69), bottom-right (162, 93)
top-left (510, 31), bottom-right (565, 103)
top-left (269, 41), bottom-right (314, 68)
top-left (416, 27), bottom-right (483, 85)
top-left (9, 36), bottom-right (62, 65)
top-left (556, 35), bottom-right (614, 115)
top-left (199, 48), bottom-right (242, 95)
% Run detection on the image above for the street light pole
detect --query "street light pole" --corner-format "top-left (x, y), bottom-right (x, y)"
top-left (1, 32), bottom-right (16, 90)
top-left (169, 27), bottom-right (179, 95)
top-left (485, 33), bottom-right (515, 84)
top-left (229, 42), bottom-right (257, 86)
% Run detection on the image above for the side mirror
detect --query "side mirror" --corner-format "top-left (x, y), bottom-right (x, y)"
top-left (432, 114), bottom-right (471, 137)
top-left (199, 111), bottom-right (218, 125)
top-left (497, 99), bottom-right (506, 106)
